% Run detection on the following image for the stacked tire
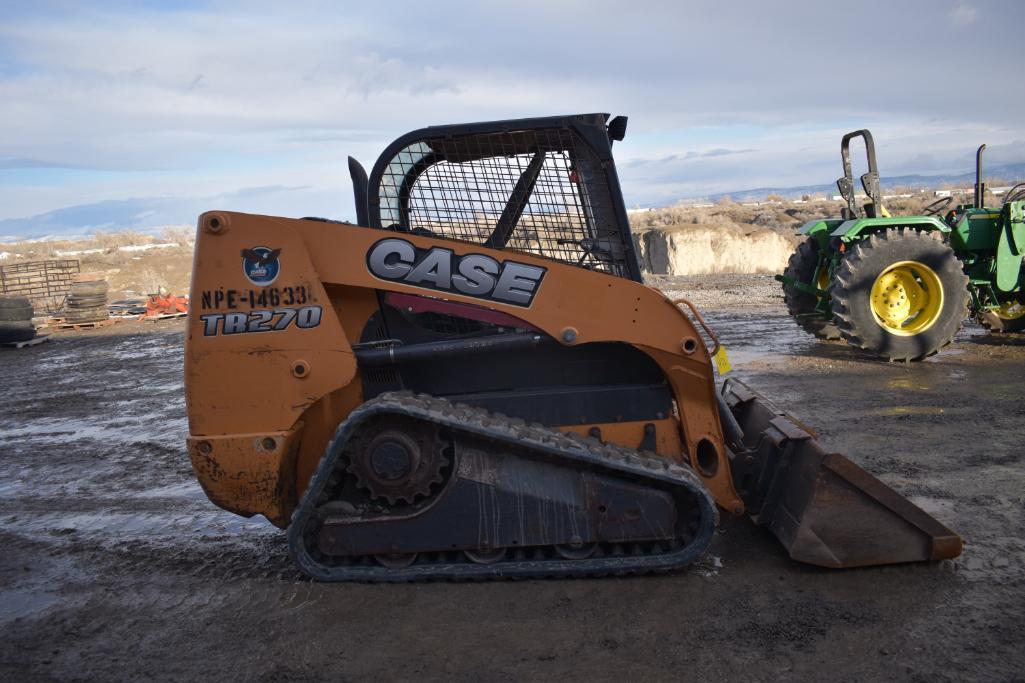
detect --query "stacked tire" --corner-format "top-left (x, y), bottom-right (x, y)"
top-left (65, 273), bottom-right (110, 324)
top-left (0, 295), bottom-right (36, 344)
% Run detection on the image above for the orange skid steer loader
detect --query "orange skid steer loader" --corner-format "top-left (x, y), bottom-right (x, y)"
top-left (185, 114), bottom-right (961, 580)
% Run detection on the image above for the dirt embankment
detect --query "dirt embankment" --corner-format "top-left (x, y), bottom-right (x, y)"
top-left (634, 226), bottom-right (799, 276)
top-left (1, 193), bottom-right (966, 295)
top-left (629, 194), bottom-right (956, 277)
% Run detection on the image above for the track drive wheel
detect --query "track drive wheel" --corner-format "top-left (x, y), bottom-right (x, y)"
top-left (782, 237), bottom-right (841, 339)
top-left (830, 229), bottom-right (969, 361)
top-left (980, 300), bottom-right (1025, 333)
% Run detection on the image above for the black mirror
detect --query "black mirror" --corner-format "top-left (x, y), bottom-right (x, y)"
top-left (607, 116), bottom-right (628, 143)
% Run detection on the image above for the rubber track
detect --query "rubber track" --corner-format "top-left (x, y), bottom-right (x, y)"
top-left (287, 392), bottom-right (718, 582)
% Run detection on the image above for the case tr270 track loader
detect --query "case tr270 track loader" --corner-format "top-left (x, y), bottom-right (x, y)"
top-left (185, 113), bottom-right (962, 581)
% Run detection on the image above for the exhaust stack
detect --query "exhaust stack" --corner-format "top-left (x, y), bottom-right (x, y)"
top-left (975, 144), bottom-right (987, 209)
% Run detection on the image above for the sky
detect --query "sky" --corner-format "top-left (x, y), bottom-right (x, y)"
top-left (1, 0), bottom-right (1024, 237)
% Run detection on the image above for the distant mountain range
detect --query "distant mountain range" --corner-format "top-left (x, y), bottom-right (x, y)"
top-left (700, 162), bottom-right (1025, 203)
top-left (0, 184), bottom-right (316, 242)
top-left (2, 163), bottom-right (1024, 241)
top-left (0, 197), bottom-right (190, 242)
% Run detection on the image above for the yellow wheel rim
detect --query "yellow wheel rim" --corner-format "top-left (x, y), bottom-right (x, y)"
top-left (995, 301), bottom-right (1025, 320)
top-left (869, 260), bottom-right (944, 336)
top-left (815, 266), bottom-right (830, 292)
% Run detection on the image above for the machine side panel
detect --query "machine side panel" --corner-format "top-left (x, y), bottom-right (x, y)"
top-left (185, 211), bottom-right (745, 522)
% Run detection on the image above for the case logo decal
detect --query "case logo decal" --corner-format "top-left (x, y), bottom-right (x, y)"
top-left (366, 238), bottom-right (546, 307)
top-left (241, 246), bottom-right (282, 285)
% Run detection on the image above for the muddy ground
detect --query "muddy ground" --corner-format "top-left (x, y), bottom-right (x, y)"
top-left (2, 277), bottom-right (1024, 682)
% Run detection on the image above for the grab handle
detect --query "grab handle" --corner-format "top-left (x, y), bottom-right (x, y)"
top-left (672, 297), bottom-right (720, 357)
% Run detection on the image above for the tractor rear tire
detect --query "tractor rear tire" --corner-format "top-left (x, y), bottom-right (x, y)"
top-left (980, 301), bottom-right (1025, 333)
top-left (782, 237), bottom-right (841, 340)
top-left (830, 229), bottom-right (969, 361)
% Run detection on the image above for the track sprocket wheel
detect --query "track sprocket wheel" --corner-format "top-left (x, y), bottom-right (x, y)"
top-left (344, 415), bottom-right (449, 506)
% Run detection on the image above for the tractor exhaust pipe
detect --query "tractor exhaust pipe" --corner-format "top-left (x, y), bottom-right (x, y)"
top-left (721, 379), bottom-right (963, 568)
top-left (975, 144), bottom-right (987, 209)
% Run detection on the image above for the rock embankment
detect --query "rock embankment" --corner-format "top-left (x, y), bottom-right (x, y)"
top-left (633, 225), bottom-right (800, 276)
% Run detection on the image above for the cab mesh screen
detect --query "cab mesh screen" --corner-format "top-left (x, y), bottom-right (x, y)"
top-left (375, 127), bottom-right (628, 277)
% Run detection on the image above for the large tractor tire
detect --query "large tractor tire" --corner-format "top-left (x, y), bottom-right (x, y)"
top-left (782, 237), bottom-right (840, 339)
top-left (64, 277), bottom-right (109, 323)
top-left (69, 281), bottom-right (108, 298)
top-left (66, 294), bottom-right (108, 308)
top-left (0, 304), bottom-right (33, 321)
top-left (830, 229), bottom-right (969, 361)
top-left (64, 306), bottom-right (109, 324)
top-left (0, 295), bottom-right (34, 323)
top-left (0, 295), bottom-right (31, 309)
top-left (980, 300), bottom-right (1025, 333)
top-left (0, 319), bottom-right (36, 344)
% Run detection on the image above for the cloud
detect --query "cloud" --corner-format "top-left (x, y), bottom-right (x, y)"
top-left (700, 148), bottom-right (756, 158)
top-left (0, 157), bottom-right (91, 170)
top-left (625, 148), bottom-right (756, 167)
top-left (950, 3), bottom-right (978, 25)
top-left (0, 0), bottom-right (1023, 232)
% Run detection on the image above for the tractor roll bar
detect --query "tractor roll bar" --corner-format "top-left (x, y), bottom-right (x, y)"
top-left (838, 130), bottom-right (882, 219)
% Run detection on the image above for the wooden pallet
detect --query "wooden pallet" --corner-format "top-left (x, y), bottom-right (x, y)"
top-left (54, 318), bottom-right (119, 331)
top-left (144, 312), bottom-right (188, 322)
top-left (1, 334), bottom-right (50, 349)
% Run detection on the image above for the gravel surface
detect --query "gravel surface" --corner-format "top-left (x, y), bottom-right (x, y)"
top-left (2, 294), bottom-right (1024, 681)
top-left (651, 273), bottom-right (785, 310)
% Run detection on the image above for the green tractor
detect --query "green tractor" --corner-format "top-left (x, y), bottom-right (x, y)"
top-left (777, 130), bottom-right (1025, 361)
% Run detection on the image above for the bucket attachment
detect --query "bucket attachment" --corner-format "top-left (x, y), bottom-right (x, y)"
top-left (720, 379), bottom-right (963, 568)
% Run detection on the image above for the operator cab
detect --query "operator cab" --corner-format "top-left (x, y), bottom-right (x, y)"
top-left (347, 113), bottom-right (641, 281)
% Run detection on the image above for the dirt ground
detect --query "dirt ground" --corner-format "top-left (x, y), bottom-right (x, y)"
top-left (2, 279), bottom-right (1024, 682)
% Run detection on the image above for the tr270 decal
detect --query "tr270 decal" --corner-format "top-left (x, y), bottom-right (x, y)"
top-left (199, 306), bottom-right (322, 336)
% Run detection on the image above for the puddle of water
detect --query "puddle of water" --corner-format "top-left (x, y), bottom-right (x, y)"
top-left (703, 311), bottom-right (820, 366)
top-left (923, 348), bottom-right (965, 361)
top-left (864, 406), bottom-right (949, 416)
top-left (907, 496), bottom-right (956, 517)
top-left (0, 415), bottom-right (187, 446)
top-left (106, 337), bottom-right (179, 362)
top-left (28, 351), bottom-right (80, 371)
top-left (134, 482), bottom-right (208, 501)
top-left (0, 591), bottom-right (59, 624)
top-left (3, 508), bottom-right (278, 538)
top-left (887, 377), bottom-right (933, 391)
